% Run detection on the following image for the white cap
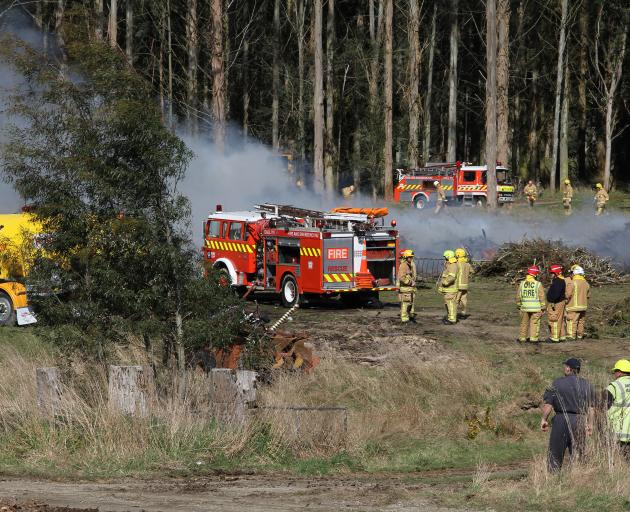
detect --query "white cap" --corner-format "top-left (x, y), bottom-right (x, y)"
top-left (433, 180), bottom-right (439, 186)
top-left (572, 266), bottom-right (585, 275)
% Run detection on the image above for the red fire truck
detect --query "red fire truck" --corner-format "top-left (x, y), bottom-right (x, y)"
top-left (394, 162), bottom-right (515, 209)
top-left (202, 204), bottom-right (400, 307)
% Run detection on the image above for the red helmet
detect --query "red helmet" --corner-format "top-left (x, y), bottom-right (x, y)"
top-left (550, 264), bottom-right (563, 275)
top-left (527, 265), bottom-right (540, 276)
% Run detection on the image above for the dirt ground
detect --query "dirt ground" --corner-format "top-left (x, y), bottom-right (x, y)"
top-left (0, 472), bottom-right (492, 512)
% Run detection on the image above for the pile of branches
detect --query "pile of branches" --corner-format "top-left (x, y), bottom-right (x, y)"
top-left (476, 238), bottom-right (627, 286)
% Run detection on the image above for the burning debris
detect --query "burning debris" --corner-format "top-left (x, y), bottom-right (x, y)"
top-left (476, 239), bottom-right (628, 286)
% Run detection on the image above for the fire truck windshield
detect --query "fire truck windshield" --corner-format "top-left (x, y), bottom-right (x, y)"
top-left (496, 169), bottom-right (511, 184)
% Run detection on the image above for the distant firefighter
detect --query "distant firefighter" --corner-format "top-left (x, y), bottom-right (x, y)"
top-left (397, 249), bottom-right (417, 324)
top-left (594, 183), bottom-right (609, 216)
top-left (434, 181), bottom-right (447, 214)
top-left (562, 179), bottom-right (573, 216)
top-left (438, 250), bottom-right (458, 324)
top-left (524, 180), bottom-right (537, 208)
top-left (455, 247), bottom-right (472, 319)
top-left (341, 184), bottom-right (355, 199)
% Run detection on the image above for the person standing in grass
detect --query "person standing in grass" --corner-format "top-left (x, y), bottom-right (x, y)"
top-left (545, 265), bottom-right (567, 343)
top-left (454, 247), bottom-right (472, 320)
top-left (516, 265), bottom-right (546, 343)
top-left (606, 359), bottom-right (630, 458)
top-left (541, 358), bottom-right (595, 472)
top-left (565, 265), bottom-right (590, 340)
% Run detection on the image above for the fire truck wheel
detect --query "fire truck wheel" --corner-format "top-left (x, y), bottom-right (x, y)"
top-left (280, 275), bottom-right (299, 308)
top-left (0, 293), bottom-right (16, 327)
top-left (413, 195), bottom-right (428, 210)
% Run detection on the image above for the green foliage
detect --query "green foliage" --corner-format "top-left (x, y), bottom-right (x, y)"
top-left (0, 33), bottom-right (242, 362)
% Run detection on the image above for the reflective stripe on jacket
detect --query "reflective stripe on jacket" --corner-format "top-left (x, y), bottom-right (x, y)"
top-left (566, 276), bottom-right (589, 312)
top-left (518, 278), bottom-right (545, 312)
top-left (438, 261), bottom-right (458, 293)
top-left (608, 376), bottom-right (630, 442)
top-left (456, 259), bottom-right (472, 291)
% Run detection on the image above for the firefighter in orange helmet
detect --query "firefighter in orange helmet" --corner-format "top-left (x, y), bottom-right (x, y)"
top-left (397, 249), bottom-right (417, 323)
top-left (545, 265), bottom-right (567, 343)
top-left (516, 265), bottom-right (546, 342)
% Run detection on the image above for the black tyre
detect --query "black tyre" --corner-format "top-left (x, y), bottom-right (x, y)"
top-left (280, 275), bottom-right (299, 308)
top-left (413, 194), bottom-right (428, 210)
top-left (0, 293), bottom-right (16, 327)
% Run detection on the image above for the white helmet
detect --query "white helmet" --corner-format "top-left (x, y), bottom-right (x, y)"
top-left (433, 180), bottom-right (439, 186)
top-left (572, 266), bottom-right (585, 275)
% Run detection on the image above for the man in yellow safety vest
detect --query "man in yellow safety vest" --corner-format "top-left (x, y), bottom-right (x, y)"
top-left (455, 247), bottom-right (472, 319)
top-left (565, 265), bottom-right (590, 340)
top-left (438, 250), bottom-right (459, 325)
top-left (606, 359), bottom-right (630, 459)
top-left (516, 265), bottom-right (546, 343)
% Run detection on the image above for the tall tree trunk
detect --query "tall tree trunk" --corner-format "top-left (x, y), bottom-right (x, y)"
top-left (272, 0), bottom-right (280, 149)
top-left (447, 0), bottom-right (458, 162)
top-left (383, 0), bottom-right (393, 200)
top-left (166, 0), bottom-right (174, 127)
top-left (550, 0), bottom-right (569, 193)
top-left (295, 0), bottom-right (306, 161)
top-left (368, 0), bottom-right (383, 113)
top-left (125, 0), bottom-right (133, 63)
top-left (496, 0), bottom-right (510, 166)
top-left (577, 2), bottom-right (588, 181)
top-left (313, 0), bottom-right (325, 193)
top-left (527, 70), bottom-right (540, 180)
top-left (95, 0), bottom-right (104, 40)
top-left (109, 0), bottom-right (117, 48)
top-left (511, 0), bottom-right (525, 174)
top-left (211, 0), bottom-right (226, 151)
top-left (242, 3), bottom-right (250, 139)
top-left (423, 4), bottom-right (437, 164)
top-left (186, 0), bottom-right (199, 134)
top-left (485, 0), bottom-right (498, 209)
top-left (324, 0), bottom-right (336, 194)
top-left (559, 58), bottom-right (569, 184)
top-left (407, 0), bottom-right (421, 168)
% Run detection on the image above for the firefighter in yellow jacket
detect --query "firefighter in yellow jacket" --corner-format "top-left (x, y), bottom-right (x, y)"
top-left (438, 250), bottom-right (459, 325)
top-left (455, 247), bottom-right (472, 319)
top-left (563, 179), bottom-right (573, 216)
top-left (565, 265), bottom-right (590, 340)
top-left (524, 180), bottom-right (538, 208)
top-left (516, 265), bottom-right (546, 343)
top-left (595, 183), bottom-right (609, 215)
top-left (398, 249), bottom-right (417, 323)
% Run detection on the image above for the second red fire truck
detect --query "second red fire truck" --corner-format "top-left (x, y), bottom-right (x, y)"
top-left (202, 204), bottom-right (400, 306)
top-left (394, 162), bottom-right (515, 209)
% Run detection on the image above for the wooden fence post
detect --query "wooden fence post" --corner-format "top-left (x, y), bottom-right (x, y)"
top-left (108, 365), bottom-right (155, 417)
top-left (209, 368), bottom-right (258, 424)
top-left (36, 367), bottom-right (63, 417)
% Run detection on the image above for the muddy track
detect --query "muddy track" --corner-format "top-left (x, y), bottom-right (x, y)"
top-left (0, 462), bottom-right (527, 512)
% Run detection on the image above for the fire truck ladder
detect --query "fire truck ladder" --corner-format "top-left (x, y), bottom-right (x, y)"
top-left (255, 203), bottom-right (326, 219)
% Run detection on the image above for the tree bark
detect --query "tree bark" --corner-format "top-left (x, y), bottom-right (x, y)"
top-left (166, 0), bottom-right (174, 127)
top-left (109, 0), bottom-right (117, 48)
top-left (211, 0), bottom-right (226, 151)
top-left (559, 58), bottom-right (569, 184)
top-left (324, 0), bottom-right (336, 194)
top-left (186, 0), bottom-right (199, 134)
top-left (423, 4), bottom-right (437, 164)
top-left (36, 367), bottom-right (63, 418)
top-left (577, 2), bottom-right (588, 181)
top-left (95, 0), bottom-right (104, 40)
top-left (125, 0), bottom-right (133, 63)
top-left (447, 0), bottom-right (458, 163)
top-left (313, 0), bottom-right (325, 193)
top-left (295, 0), bottom-right (306, 161)
top-left (242, 7), bottom-right (250, 139)
top-left (407, 0), bottom-right (421, 168)
top-left (496, 0), bottom-right (510, 166)
top-left (272, 0), bottom-right (280, 149)
top-left (485, 0), bottom-right (498, 209)
top-left (108, 365), bottom-right (155, 417)
top-left (383, 0), bottom-right (393, 200)
top-left (550, 0), bottom-right (569, 193)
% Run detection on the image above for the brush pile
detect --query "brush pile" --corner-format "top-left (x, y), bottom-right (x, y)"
top-left (476, 238), bottom-right (627, 286)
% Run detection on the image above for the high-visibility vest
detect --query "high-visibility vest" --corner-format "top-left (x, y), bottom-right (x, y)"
top-left (566, 277), bottom-right (588, 312)
top-left (519, 279), bottom-right (543, 312)
top-left (438, 262), bottom-right (458, 293)
top-left (607, 376), bottom-right (630, 442)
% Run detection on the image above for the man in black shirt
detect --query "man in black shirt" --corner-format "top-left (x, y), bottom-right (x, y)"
top-left (545, 264), bottom-right (567, 343)
top-left (541, 358), bottom-right (595, 471)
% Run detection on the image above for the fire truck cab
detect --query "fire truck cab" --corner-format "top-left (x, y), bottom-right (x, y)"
top-left (203, 204), bottom-right (400, 307)
top-left (394, 162), bottom-right (515, 209)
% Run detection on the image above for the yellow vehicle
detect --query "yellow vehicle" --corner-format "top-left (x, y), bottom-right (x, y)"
top-left (0, 213), bottom-right (40, 326)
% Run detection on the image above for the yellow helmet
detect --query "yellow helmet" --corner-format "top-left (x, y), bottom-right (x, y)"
top-left (401, 249), bottom-right (414, 258)
top-left (612, 359), bottom-right (630, 374)
top-left (455, 248), bottom-right (467, 258)
top-left (564, 179), bottom-right (570, 185)
top-left (596, 183), bottom-right (603, 189)
top-left (443, 250), bottom-right (455, 260)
